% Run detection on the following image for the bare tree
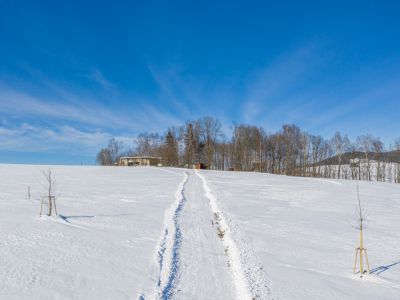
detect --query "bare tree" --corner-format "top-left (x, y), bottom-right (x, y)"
top-left (356, 135), bottom-right (374, 181)
top-left (310, 135), bottom-right (322, 177)
top-left (96, 148), bottom-right (112, 166)
top-left (108, 138), bottom-right (124, 164)
top-left (40, 169), bottom-right (58, 217)
top-left (372, 138), bottom-right (384, 181)
top-left (356, 184), bottom-right (365, 232)
top-left (331, 132), bottom-right (350, 179)
top-left (395, 138), bottom-right (400, 151)
top-left (214, 135), bottom-right (229, 170)
top-left (299, 132), bottom-right (310, 177)
top-left (163, 129), bottom-right (179, 166)
top-left (94, 116), bottom-right (399, 184)
top-left (395, 138), bottom-right (400, 183)
top-left (231, 124), bottom-right (263, 171)
top-left (184, 122), bottom-right (196, 167)
top-left (281, 124), bottom-right (302, 176)
top-left (348, 143), bottom-right (360, 180)
top-left (199, 116), bottom-right (222, 169)
top-left (353, 183), bottom-right (370, 274)
top-left (96, 138), bottom-right (124, 165)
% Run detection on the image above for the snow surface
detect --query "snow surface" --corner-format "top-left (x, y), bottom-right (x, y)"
top-left (201, 170), bottom-right (400, 299)
top-left (1, 164), bottom-right (399, 299)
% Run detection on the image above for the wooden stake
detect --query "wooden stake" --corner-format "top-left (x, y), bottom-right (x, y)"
top-left (39, 196), bottom-right (44, 217)
top-left (365, 249), bottom-right (370, 273)
top-left (359, 227), bottom-right (364, 274)
top-left (353, 183), bottom-right (370, 275)
top-left (353, 248), bottom-right (358, 274)
top-left (353, 230), bottom-right (370, 274)
top-left (52, 196), bottom-right (58, 216)
top-left (39, 195), bottom-right (57, 217)
top-left (48, 195), bottom-right (52, 216)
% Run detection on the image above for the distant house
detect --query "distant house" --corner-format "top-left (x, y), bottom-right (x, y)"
top-left (118, 156), bottom-right (164, 167)
top-left (193, 162), bottom-right (206, 169)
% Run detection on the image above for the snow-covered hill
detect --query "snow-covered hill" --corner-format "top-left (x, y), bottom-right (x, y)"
top-left (0, 164), bottom-right (399, 299)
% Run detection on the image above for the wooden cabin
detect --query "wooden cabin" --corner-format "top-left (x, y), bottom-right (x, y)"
top-left (118, 156), bottom-right (164, 167)
top-left (193, 163), bottom-right (206, 169)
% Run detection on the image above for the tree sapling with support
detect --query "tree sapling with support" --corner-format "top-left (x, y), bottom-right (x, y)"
top-left (353, 183), bottom-right (370, 276)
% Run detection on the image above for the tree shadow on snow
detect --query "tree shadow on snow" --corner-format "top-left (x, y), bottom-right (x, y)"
top-left (59, 215), bottom-right (95, 223)
top-left (371, 260), bottom-right (400, 275)
top-left (59, 213), bottom-right (134, 223)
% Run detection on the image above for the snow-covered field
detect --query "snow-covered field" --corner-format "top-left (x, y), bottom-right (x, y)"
top-left (1, 164), bottom-right (399, 299)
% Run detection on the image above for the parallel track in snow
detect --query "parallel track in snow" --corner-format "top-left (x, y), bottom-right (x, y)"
top-left (156, 171), bottom-right (189, 299)
top-left (140, 169), bottom-right (273, 300)
top-left (139, 171), bottom-right (189, 300)
top-left (196, 170), bottom-right (274, 300)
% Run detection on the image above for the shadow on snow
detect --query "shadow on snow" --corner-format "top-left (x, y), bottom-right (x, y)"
top-left (370, 260), bottom-right (400, 275)
top-left (59, 213), bottom-right (134, 223)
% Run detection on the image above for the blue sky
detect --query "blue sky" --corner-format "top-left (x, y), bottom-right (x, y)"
top-left (0, 1), bottom-right (399, 164)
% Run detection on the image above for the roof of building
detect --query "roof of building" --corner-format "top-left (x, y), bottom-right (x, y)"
top-left (119, 156), bottom-right (162, 160)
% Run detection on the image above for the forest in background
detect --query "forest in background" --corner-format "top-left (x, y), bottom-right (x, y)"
top-left (96, 116), bottom-right (400, 183)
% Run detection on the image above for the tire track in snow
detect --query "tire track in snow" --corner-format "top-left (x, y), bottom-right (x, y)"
top-left (173, 171), bottom-right (236, 299)
top-left (140, 171), bottom-right (189, 300)
top-left (196, 170), bottom-right (274, 300)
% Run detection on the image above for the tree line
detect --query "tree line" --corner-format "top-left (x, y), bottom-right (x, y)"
top-left (96, 116), bottom-right (400, 183)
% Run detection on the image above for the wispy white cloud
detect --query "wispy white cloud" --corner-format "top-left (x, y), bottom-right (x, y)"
top-left (304, 77), bottom-right (400, 136)
top-left (86, 68), bottom-right (114, 89)
top-left (0, 88), bottom-right (127, 128)
top-left (147, 64), bottom-right (192, 116)
top-left (237, 42), bottom-right (400, 144)
top-left (241, 44), bottom-right (324, 124)
top-left (0, 81), bottom-right (186, 134)
top-left (147, 64), bottom-right (241, 130)
top-left (3, 43), bottom-right (399, 159)
top-left (2, 60), bottom-right (189, 136)
top-left (0, 123), bottom-right (113, 154)
top-left (140, 103), bottom-right (182, 131)
top-left (0, 73), bottom-right (188, 155)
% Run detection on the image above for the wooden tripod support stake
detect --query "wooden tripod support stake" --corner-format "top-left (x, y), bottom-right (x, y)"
top-left (353, 226), bottom-right (370, 275)
top-left (39, 195), bottom-right (58, 217)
